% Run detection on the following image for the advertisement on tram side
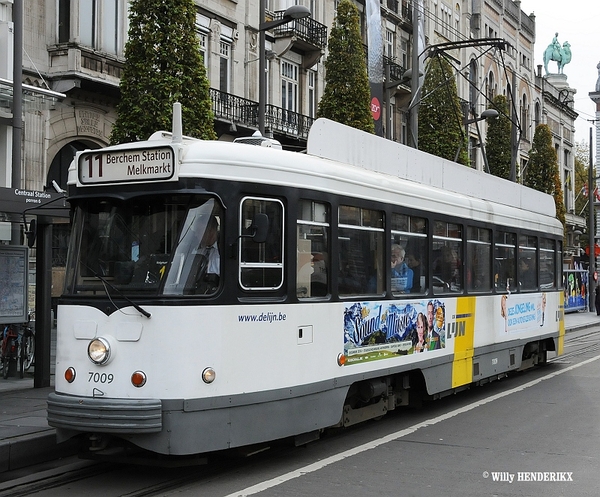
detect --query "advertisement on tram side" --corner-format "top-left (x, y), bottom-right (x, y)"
top-left (343, 299), bottom-right (449, 365)
top-left (499, 292), bottom-right (547, 334)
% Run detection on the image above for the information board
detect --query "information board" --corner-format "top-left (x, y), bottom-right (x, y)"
top-left (77, 145), bottom-right (178, 185)
top-left (0, 246), bottom-right (28, 323)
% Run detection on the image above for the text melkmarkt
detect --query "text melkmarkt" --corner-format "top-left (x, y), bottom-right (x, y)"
top-left (127, 163), bottom-right (172, 176)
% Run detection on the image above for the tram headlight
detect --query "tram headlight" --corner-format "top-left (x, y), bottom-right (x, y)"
top-left (88, 337), bottom-right (111, 365)
top-left (202, 367), bottom-right (216, 384)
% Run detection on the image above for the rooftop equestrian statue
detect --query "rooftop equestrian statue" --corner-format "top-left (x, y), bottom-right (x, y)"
top-left (543, 33), bottom-right (572, 75)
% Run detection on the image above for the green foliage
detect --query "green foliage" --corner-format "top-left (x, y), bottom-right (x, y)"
top-left (526, 124), bottom-right (565, 229)
top-left (110, 0), bottom-right (216, 144)
top-left (574, 142), bottom-right (591, 249)
top-left (485, 95), bottom-right (511, 179)
top-left (418, 56), bottom-right (468, 165)
top-left (316, 0), bottom-right (374, 133)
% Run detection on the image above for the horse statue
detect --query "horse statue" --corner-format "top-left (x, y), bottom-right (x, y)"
top-left (543, 33), bottom-right (572, 75)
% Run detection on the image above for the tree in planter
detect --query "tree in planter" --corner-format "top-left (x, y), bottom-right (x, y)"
top-left (317, 0), bottom-right (374, 133)
top-left (110, 0), bottom-right (216, 144)
top-left (485, 95), bottom-right (512, 179)
top-left (525, 124), bottom-right (566, 229)
top-left (418, 56), bottom-right (468, 165)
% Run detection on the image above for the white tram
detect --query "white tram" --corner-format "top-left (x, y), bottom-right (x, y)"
top-left (48, 108), bottom-right (564, 456)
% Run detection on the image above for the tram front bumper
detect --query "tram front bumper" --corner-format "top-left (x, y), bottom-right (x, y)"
top-left (47, 392), bottom-right (162, 434)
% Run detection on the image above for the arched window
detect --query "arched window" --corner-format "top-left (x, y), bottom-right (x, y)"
top-left (521, 94), bottom-right (529, 141)
top-left (487, 71), bottom-right (495, 102)
top-left (469, 60), bottom-right (477, 113)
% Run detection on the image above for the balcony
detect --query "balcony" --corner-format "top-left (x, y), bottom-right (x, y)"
top-left (269, 11), bottom-right (327, 69)
top-left (209, 88), bottom-right (314, 142)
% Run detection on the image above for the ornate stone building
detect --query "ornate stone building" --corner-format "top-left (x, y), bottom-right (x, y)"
top-left (0, 0), bottom-right (582, 255)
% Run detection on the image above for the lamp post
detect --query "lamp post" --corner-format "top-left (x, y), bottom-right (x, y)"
top-left (258, 2), bottom-right (310, 136)
top-left (454, 108), bottom-right (498, 168)
top-left (589, 126), bottom-right (595, 312)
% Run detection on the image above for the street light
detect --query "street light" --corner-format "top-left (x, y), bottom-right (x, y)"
top-left (258, 2), bottom-right (310, 136)
top-left (462, 108), bottom-right (498, 172)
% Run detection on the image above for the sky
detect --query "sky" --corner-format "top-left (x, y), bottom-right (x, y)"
top-left (521, 0), bottom-right (600, 145)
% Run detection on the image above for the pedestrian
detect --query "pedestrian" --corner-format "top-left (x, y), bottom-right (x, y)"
top-left (595, 284), bottom-right (600, 316)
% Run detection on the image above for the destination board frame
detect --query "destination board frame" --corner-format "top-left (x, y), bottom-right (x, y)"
top-left (77, 145), bottom-right (178, 186)
top-left (0, 245), bottom-right (28, 323)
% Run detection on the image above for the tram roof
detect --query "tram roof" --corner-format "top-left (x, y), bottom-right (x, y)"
top-left (68, 119), bottom-right (561, 235)
top-left (306, 119), bottom-right (554, 219)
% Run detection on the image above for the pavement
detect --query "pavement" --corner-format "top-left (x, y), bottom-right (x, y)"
top-left (0, 310), bottom-right (599, 474)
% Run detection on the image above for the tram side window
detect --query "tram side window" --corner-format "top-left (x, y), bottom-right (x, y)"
top-left (338, 206), bottom-right (384, 296)
top-left (432, 221), bottom-right (462, 294)
top-left (391, 213), bottom-right (427, 295)
top-left (494, 231), bottom-right (517, 292)
top-left (297, 200), bottom-right (329, 298)
top-left (239, 197), bottom-right (284, 290)
top-left (467, 226), bottom-right (491, 292)
top-left (519, 235), bottom-right (538, 291)
top-left (540, 238), bottom-right (556, 289)
top-left (557, 240), bottom-right (563, 289)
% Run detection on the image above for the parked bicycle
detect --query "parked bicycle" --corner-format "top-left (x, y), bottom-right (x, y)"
top-left (20, 311), bottom-right (35, 375)
top-left (0, 311), bottom-right (35, 379)
top-left (1, 324), bottom-right (19, 379)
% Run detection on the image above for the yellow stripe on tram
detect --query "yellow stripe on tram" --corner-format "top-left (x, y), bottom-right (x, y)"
top-left (557, 303), bottom-right (565, 356)
top-left (451, 296), bottom-right (476, 388)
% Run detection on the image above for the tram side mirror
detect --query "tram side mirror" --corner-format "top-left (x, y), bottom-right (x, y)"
top-left (251, 213), bottom-right (269, 243)
top-left (25, 219), bottom-right (37, 248)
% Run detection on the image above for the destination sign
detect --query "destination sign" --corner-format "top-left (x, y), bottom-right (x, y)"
top-left (77, 145), bottom-right (178, 185)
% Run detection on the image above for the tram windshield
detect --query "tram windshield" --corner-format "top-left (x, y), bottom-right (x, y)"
top-left (63, 195), bottom-right (223, 297)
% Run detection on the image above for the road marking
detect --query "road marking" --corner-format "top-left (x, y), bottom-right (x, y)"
top-left (225, 353), bottom-right (600, 497)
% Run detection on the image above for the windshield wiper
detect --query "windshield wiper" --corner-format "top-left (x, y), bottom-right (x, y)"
top-left (83, 263), bottom-right (152, 319)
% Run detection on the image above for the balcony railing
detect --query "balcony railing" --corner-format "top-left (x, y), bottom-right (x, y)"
top-left (384, 56), bottom-right (406, 83)
top-left (209, 88), bottom-right (315, 140)
top-left (270, 12), bottom-right (328, 49)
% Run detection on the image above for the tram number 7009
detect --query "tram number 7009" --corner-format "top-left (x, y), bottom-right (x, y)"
top-left (88, 372), bottom-right (114, 384)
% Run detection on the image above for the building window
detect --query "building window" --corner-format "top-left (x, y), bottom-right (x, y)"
top-left (521, 94), bottom-right (528, 141)
top-left (219, 41), bottom-right (230, 93)
top-left (281, 61), bottom-right (299, 126)
top-left (487, 71), bottom-right (495, 102)
top-left (58, 0), bottom-right (71, 43)
top-left (386, 29), bottom-right (394, 59)
top-left (308, 70), bottom-right (316, 119)
top-left (77, 0), bottom-right (122, 55)
top-left (198, 32), bottom-right (208, 68)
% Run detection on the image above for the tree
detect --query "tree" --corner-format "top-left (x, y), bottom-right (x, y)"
top-left (485, 95), bottom-right (512, 179)
top-left (418, 56), bottom-right (467, 165)
top-left (574, 142), bottom-right (591, 251)
top-left (317, 0), bottom-right (374, 133)
top-left (110, 0), bottom-right (216, 144)
top-left (526, 124), bottom-right (565, 229)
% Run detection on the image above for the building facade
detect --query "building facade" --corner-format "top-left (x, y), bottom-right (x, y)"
top-left (0, 0), bottom-right (582, 256)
